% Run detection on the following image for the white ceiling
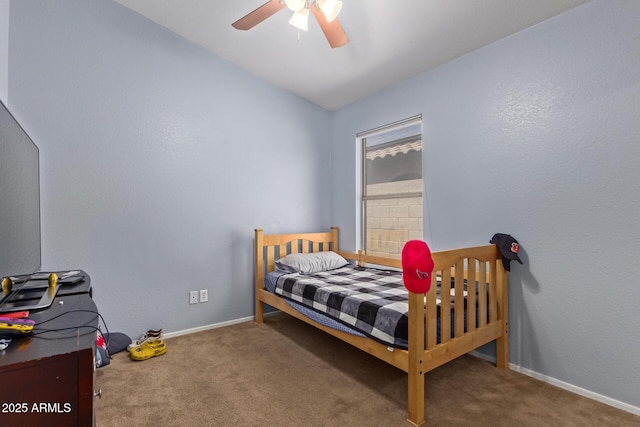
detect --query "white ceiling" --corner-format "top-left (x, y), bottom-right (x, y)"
top-left (114, 0), bottom-right (590, 111)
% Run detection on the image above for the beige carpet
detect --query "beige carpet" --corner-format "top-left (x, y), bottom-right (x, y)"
top-left (95, 314), bottom-right (639, 427)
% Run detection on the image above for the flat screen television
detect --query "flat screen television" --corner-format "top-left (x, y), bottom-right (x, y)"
top-left (0, 99), bottom-right (41, 279)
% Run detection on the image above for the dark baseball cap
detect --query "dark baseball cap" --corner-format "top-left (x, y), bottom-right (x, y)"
top-left (490, 233), bottom-right (523, 271)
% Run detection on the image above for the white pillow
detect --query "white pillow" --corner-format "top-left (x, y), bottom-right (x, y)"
top-left (275, 251), bottom-right (348, 274)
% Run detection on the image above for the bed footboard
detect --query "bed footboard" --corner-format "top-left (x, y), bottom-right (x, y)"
top-left (344, 242), bottom-right (508, 425)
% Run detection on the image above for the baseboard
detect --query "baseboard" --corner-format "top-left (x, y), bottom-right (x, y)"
top-left (163, 316), bottom-right (255, 339)
top-left (469, 351), bottom-right (640, 417)
top-left (162, 312), bottom-right (280, 340)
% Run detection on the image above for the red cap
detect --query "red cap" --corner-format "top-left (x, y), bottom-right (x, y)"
top-left (401, 240), bottom-right (435, 293)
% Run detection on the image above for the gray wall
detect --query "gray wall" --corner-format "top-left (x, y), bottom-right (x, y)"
top-left (8, 0), bottom-right (332, 336)
top-left (332, 0), bottom-right (639, 411)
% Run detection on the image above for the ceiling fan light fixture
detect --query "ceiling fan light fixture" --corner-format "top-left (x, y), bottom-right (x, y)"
top-left (289, 8), bottom-right (309, 31)
top-left (317, 0), bottom-right (342, 22)
top-left (285, 0), bottom-right (306, 12)
top-left (231, 0), bottom-right (348, 48)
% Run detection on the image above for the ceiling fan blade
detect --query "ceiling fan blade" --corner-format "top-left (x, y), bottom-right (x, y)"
top-left (232, 0), bottom-right (286, 31)
top-left (311, 1), bottom-right (349, 48)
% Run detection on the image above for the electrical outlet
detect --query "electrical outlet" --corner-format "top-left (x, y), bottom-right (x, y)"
top-left (189, 290), bottom-right (198, 305)
top-left (199, 289), bottom-right (208, 303)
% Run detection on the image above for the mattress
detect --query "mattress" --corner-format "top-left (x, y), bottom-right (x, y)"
top-left (265, 265), bottom-right (477, 349)
top-left (274, 265), bottom-right (412, 348)
top-left (265, 270), bottom-right (367, 339)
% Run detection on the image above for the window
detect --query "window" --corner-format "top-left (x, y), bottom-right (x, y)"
top-left (359, 116), bottom-right (423, 258)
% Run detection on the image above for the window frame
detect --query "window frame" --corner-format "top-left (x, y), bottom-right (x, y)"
top-left (357, 116), bottom-right (423, 257)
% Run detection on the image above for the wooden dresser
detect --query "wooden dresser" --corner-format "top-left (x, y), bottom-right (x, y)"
top-left (0, 273), bottom-right (98, 427)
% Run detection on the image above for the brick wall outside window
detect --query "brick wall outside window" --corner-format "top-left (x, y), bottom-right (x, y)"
top-left (365, 179), bottom-right (423, 259)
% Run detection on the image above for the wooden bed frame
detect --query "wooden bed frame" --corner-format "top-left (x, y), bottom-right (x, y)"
top-left (254, 227), bottom-right (509, 426)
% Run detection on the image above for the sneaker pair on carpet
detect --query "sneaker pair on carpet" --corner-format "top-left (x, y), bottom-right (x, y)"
top-left (128, 329), bottom-right (167, 361)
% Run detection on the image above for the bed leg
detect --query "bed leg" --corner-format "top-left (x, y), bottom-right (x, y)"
top-left (407, 292), bottom-right (426, 426)
top-left (255, 297), bottom-right (264, 324)
top-left (495, 264), bottom-right (509, 370)
top-left (407, 369), bottom-right (425, 426)
top-left (255, 228), bottom-right (265, 324)
top-left (496, 327), bottom-right (509, 370)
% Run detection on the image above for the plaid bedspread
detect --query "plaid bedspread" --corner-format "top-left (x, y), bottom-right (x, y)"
top-left (275, 264), bottom-right (465, 349)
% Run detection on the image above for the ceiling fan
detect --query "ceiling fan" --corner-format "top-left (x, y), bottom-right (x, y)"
top-left (232, 0), bottom-right (349, 48)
